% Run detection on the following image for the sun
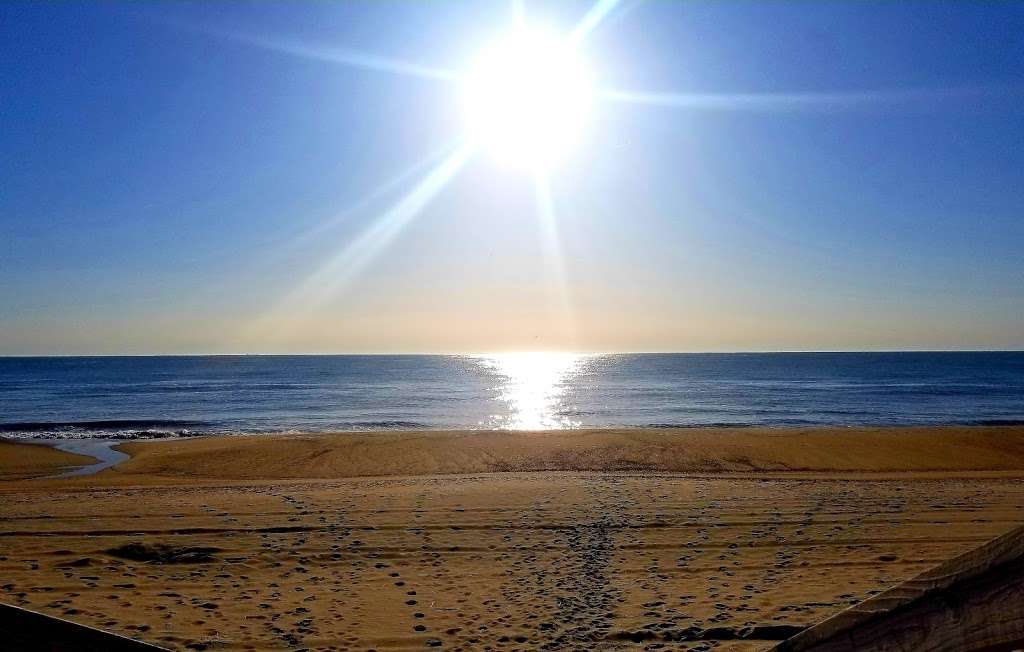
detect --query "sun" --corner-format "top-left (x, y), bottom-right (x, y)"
top-left (461, 28), bottom-right (595, 170)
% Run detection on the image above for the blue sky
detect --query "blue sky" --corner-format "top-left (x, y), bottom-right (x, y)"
top-left (1, 1), bottom-right (1022, 354)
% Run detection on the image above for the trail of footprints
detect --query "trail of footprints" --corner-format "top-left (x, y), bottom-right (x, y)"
top-left (1, 475), bottom-right (1023, 650)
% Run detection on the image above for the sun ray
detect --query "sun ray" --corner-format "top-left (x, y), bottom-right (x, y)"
top-left (285, 142), bottom-right (461, 252)
top-left (533, 174), bottom-right (577, 346)
top-left (510, 0), bottom-right (526, 26)
top-left (205, 27), bottom-right (458, 81)
top-left (598, 86), bottom-right (1000, 111)
top-left (570, 0), bottom-right (623, 44)
top-left (293, 144), bottom-right (473, 304)
top-left (240, 32), bottom-right (457, 80)
top-left (241, 144), bottom-right (474, 346)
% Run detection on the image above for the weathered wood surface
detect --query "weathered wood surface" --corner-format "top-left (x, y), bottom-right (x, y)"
top-left (0, 601), bottom-right (169, 651)
top-left (771, 522), bottom-right (1024, 652)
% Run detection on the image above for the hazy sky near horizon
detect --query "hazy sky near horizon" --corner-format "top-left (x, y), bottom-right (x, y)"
top-left (2, 1), bottom-right (1023, 355)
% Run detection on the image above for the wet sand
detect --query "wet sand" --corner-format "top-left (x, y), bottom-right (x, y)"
top-left (2, 427), bottom-right (1024, 651)
top-left (0, 439), bottom-right (95, 481)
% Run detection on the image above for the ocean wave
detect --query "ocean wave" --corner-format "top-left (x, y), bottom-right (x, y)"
top-left (644, 422), bottom-right (756, 429)
top-left (342, 421), bottom-right (430, 430)
top-left (0, 419), bottom-right (213, 440)
top-left (0, 419), bottom-right (208, 432)
top-left (0, 419), bottom-right (436, 439)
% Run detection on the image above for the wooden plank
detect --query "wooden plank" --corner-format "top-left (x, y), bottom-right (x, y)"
top-left (771, 523), bottom-right (1024, 652)
top-left (0, 602), bottom-right (170, 651)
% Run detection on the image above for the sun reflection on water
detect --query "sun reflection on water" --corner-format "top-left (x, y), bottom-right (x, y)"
top-left (475, 352), bottom-right (588, 430)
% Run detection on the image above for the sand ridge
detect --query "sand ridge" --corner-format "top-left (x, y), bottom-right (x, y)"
top-left (101, 426), bottom-right (1024, 481)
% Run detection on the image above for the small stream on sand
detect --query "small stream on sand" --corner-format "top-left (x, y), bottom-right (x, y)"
top-left (43, 439), bottom-right (129, 478)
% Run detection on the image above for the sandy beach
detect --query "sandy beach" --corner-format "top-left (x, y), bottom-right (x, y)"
top-left (3, 426), bottom-right (1024, 651)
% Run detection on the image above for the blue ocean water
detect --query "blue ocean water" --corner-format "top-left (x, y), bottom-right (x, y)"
top-left (0, 352), bottom-right (1022, 439)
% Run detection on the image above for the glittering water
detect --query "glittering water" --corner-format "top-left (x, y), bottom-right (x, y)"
top-left (0, 352), bottom-right (1022, 439)
top-left (477, 353), bottom-right (588, 429)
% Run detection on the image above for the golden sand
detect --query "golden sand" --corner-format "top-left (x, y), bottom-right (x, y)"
top-left (2, 427), bottom-right (1024, 651)
top-left (0, 439), bottom-right (94, 481)
top-left (106, 425), bottom-right (1024, 480)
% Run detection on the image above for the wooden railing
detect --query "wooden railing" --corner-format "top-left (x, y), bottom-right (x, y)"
top-left (771, 523), bottom-right (1024, 652)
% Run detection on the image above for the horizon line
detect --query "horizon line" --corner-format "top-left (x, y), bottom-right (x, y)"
top-left (1, 348), bottom-right (1022, 359)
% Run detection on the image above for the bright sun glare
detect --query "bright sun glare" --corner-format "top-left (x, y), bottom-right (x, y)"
top-left (462, 28), bottom-right (594, 169)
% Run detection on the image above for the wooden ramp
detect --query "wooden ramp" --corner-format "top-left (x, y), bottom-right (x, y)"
top-left (771, 523), bottom-right (1024, 652)
top-left (0, 602), bottom-right (169, 651)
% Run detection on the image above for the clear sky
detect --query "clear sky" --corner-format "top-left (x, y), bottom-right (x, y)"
top-left (2, 1), bottom-right (1023, 355)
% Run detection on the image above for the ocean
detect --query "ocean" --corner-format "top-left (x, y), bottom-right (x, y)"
top-left (1, 352), bottom-right (1022, 439)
